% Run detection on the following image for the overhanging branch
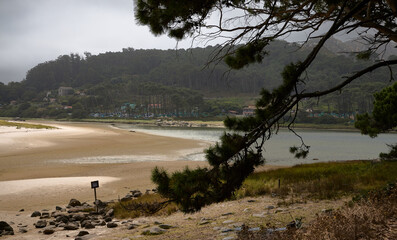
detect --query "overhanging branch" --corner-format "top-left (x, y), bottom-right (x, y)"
top-left (298, 59), bottom-right (397, 99)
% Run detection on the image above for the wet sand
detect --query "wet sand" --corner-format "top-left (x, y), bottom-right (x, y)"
top-left (0, 121), bottom-right (210, 211)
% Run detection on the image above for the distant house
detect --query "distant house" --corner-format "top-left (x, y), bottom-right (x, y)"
top-left (243, 106), bottom-right (256, 116)
top-left (228, 110), bottom-right (238, 115)
top-left (75, 90), bottom-right (86, 96)
top-left (58, 87), bottom-right (74, 96)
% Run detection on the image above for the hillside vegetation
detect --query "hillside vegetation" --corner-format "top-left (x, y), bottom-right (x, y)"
top-left (0, 39), bottom-right (395, 119)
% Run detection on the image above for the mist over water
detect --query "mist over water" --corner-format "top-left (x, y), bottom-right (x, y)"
top-left (116, 124), bottom-right (397, 166)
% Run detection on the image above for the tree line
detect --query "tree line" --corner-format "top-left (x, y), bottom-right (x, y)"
top-left (0, 39), bottom-right (395, 118)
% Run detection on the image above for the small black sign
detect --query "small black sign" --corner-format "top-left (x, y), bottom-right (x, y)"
top-left (91, 180), bottom-right (99, 189)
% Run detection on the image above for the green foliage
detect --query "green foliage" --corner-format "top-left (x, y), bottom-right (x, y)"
top-left (152, 132), bottom-right (264, 213)
top-left (379, 144), bottom-right (397, 161)
top-left (355, 113), bottom-right (380, 137)
top-left (134, 0), bottom-right (217, 39)
top-left (355, 82), bottom-right (397, 137)
top-left (356, 50), bottom-right (373, 60)
top-left (9, 39), bottom-right (391, 101)
top-left (224, 116), bottom-right (259, 132)
top-left (236, 161), bottom-right (397, 200)
top-left (1, 41), bottom-right (394, 120)
top-left (225, 40), bottom-right (269, 69)
top-left (289, 145), bottom-right (310, 159)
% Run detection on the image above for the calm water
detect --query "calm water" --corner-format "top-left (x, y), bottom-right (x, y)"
top-left (116, 124), bottom-right (397, 166)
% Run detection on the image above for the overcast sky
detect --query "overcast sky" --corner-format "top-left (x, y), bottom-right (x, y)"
top-left (0, 0), bottom-right (350, 85)
top-left (0, 0), bottom-right (198, 84)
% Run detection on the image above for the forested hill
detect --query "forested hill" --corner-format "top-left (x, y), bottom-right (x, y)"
top-left (21, 38), bottom-right (393, 97)
top-left (24, 42), bottom-right (287, 95)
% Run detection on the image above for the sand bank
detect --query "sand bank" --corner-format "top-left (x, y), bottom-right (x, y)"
top-left (0, 121), bottom-right (211, 211)
top-left (0, 176), bottom-right (120, 196)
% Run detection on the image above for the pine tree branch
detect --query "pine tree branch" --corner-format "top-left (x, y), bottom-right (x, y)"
top-left (298, 59), bottom-right (397, 100)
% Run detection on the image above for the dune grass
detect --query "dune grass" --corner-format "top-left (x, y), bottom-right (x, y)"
top-left (0, 120), bottom-right (56, 129)
top-left (111, 193), bottom-right (178, 219)
top-left (238, 181), bottom-right (397, 240)
top-left (236, 160), bottom-right (397, 200)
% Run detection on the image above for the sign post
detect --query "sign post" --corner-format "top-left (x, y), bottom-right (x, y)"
top-left (91, 180), bottom-right (99, 213)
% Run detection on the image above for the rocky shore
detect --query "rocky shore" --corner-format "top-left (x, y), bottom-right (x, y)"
top-left (1, 189), bottom-right (165, 239)
top-left (0, 188), bottom-right (347, 240)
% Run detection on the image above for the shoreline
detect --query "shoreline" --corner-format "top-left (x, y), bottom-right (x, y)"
top-left (53, 118), bottom-right (363, 131)
top-left (0, 120), bottom-right (210, 210)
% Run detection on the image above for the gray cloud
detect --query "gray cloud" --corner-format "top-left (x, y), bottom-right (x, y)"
top-left (0, 0), bottom-right (193, 83)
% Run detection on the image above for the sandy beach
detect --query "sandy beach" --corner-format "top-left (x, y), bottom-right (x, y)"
top-left (0, 120), bottom-right (284, 240)
top-left (0, 121), bottom-right (213, 211)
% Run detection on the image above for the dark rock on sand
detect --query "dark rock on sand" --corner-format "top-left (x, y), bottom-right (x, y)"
top-left (69, 198), bottom-right (82, 207)
top-left (31, 211), bottom-right (41, 217)
top-left (34, 220), bottom-right (47, 228)
top-left (64, 223), bottom-right (79, 230)
top-left (77, 230), bottom-right (90, 236)
top-left (159, 224), bottom-right (173, 229)
top-left (84, 222), bottom-right (95, 229)
top-left (56, 215), bottom-right (69, 224)
top-left (142, 226), bottom-right (165, 235)
top-left (43, 227), bottom-right (55, 235)
top-left (131, 190), bottom-right (142, 198)
top-left (0, 221), bottom-right (14, 236)
top-left (121, 195), bottom-right (133, 202)
top-left (106, 222), bottom-right (118, 228)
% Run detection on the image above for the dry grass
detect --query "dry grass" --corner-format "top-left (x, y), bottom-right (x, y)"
top-left (236, 160), bottom-right (397, 200)
top-left (237, 183), bottom-right (397, 240)
top-left (111, 193), bottom-right (179, 219)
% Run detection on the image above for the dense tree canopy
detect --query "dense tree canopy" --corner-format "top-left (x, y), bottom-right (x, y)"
top-left (135, 0), bottom-right (397, 212)
top-left (355, 82), bottom-right (397, 160)
top-left (355, 82), bottom-right (397, 138)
